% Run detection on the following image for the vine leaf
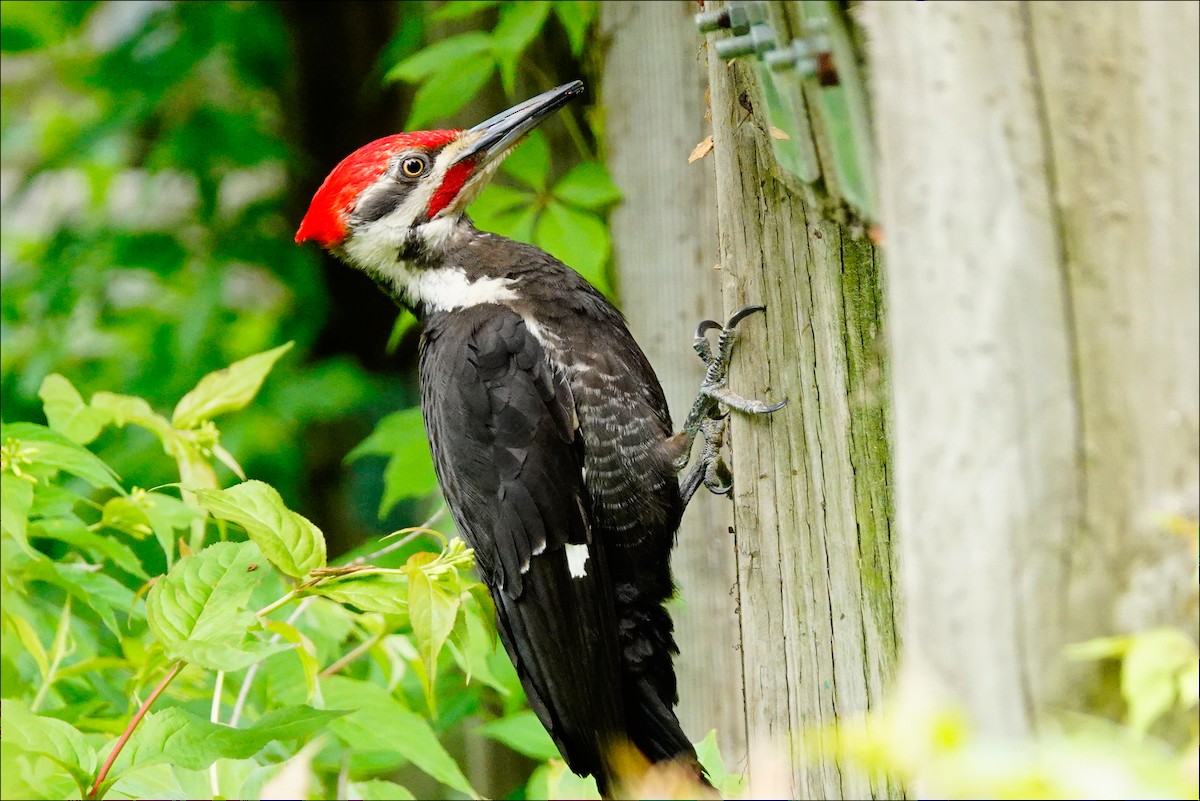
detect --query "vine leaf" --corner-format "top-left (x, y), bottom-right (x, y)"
top-left (1, 472), bottom-right (34, 550)
top-left (312, 571), bottom-right (411, 619)
top-left (322, 676), bottom-right (476, 798)
top-left (2, 699), bottom-right (98, 797)
top-left (38, 373), bottom-right (109, 445)
top-left (552, 161), bottom-right (622, 210)
top-left (346, 407), bottom-right (438, 518)
top-left (406, 552), bottom-right (461, 716)
top-left (195, 480), bottom-right (326, 579)
top-left (476, 710), bottom-right (558, 761)
top-left (115, 705), bottom-right (346, 774)
top-left (172, 342), bottom-right (293, 429)
top-left (1, 422), bottom-right (122, 492)
top-left (145, 540), bottom-right (265, 670)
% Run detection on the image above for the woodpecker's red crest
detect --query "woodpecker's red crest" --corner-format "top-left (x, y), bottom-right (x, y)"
top-left (295, 129), bottom-right (462, 247)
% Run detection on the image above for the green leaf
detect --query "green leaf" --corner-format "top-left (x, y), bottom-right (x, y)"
top-left (478, 203), bottom-right (540, 245)
top-left (1, 739), bottom-right (79, 801)
top-left (386, 308), bottom-right (420, 356)
top-left (478, 710), bottom-right (558, 760)
top-left (312, 570), bottom-right (410, 618)
top-left (5, 610), bottom-right (50, 679)
top-left (405, 53), bottom-right (495, 129)
top-left (449, 590), bottom-right (508, 693)
top-left (89, 392), bottom-right (173, 438)
top-left (322, 676), bottom-right (476, 797)
top-left (552, 161), bottom-right (622, 210)
top-left (407, 553), bottom-right (461, 713)
top-left (172, 342), bottom-right (293, 429)
top-left (467, 183), bottom-right (537, 226)
top-left (527, 759), bottom-right (600, 800)
top-left (137, 491), bottom-right (195, 567)
top-left (195, 480), bottom-right (326, 578)
top-left (38, 374), bottom-right (110, 445)
top-left (1121, 627), bottom-right (1198, 735)
top-left (145, 541), bottom-right (264, 669)
top-left (23, 557), bottom-right (136, 636)
top-left (1, 473), bottom-right (34, 550)
top-left (493, 1), bottom-right (550, 93)
top-left (429, 1), bottom-right (499, 22)
top-left (535, 201), bottom-right (611, 292)
top-left (553, 1), bottom-right (595, 56)
top-left (694, 729), bottom-right (745, 798)
top-left (501, 129), bottom-right (550, 190)
top-left (1, 422), bottom-right (122, 492)
top-left (385, 32), bottom-right (494, 84)
top-left (119, 704), bottom-right (345, 772)
top-left (2, 699), bottom-right (97, 795)
top-left (173, 639), bottom-right (294, 672)
top-left (494, 1), bottom-right (550, 56)
top-left (99, 495), bottom-right (154, 539)
top-left (349, 779), bottom-right (417, 800)
top-left (1065, 634), bottom-right (1132, 661)
top-left (261, 618), bottom-right (322, 705)
top-left (31, 517), bottom-right (148, 579)
top-left (348, 408), bottom-right (439, 518)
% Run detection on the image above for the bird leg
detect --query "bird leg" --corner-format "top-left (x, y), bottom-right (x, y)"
top-left (677, 305), bottom-right (786, 506)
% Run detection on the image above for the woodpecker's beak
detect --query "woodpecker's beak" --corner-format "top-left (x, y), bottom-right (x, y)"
top-left (455, 81), bottom-right (584, 168)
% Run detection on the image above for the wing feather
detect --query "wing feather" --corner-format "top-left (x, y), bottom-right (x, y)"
top-left (419, 305), bottom-right (624, 781)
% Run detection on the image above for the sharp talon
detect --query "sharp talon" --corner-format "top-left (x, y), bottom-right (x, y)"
top-left (695, 319), bottom-right (722, 338)
top-left (763, 398), bottom-right (788, 414)
top-left (727, 304), bottom-right (766, 328)
top-left (709, 482), bottom-right (733, 496)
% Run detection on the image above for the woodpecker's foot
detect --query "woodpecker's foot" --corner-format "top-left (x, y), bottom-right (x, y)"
top-left (689, 304), bottom-right (787, 420)
top-left (677, 305), bottom-right (786, 505)
top-left (679, 415), bottom-right (734, 506)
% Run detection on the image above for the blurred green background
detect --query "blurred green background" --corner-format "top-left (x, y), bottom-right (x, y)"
top-left (1, 0), bottom-right (612, 557)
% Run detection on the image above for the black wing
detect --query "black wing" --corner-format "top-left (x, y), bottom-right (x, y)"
top-left (419, 305), bottom-right (625, 784)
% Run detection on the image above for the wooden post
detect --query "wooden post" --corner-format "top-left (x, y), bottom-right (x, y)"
top-left (600, 0), bottom-right (748, 768)
top-left (864, 0), bottom-right (1199, 735)
top-left (704, 3), bottom-right (899, 797)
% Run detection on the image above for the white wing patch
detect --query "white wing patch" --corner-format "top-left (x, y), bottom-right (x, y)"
top-left (565, 543), bottom-right (590, 578)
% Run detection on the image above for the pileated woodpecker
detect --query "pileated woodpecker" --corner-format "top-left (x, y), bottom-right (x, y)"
top-left (297, 81), bottom-right (781, 794)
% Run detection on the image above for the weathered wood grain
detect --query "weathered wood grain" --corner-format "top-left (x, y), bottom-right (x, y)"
top-left (865, 0), bottom-right (1199, 736)
top-left (705, 3), bottom-right (899, 795)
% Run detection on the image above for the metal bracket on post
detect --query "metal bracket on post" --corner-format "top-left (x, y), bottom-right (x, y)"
top-left (697, 0), bottom-right (877, 224)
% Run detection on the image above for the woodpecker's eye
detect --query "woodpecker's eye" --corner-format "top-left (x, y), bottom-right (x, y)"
top-left (400, 156), bottom-right (427, 178)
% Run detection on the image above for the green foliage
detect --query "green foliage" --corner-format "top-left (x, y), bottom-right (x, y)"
top-left (0, 0), bottom-right (377, 511)
top-left (346, 407), bottom-right (438, 519)
top-left (383, 0), bottom-right (619, 296)
top-left (0, 350), bottom-right (513, 800)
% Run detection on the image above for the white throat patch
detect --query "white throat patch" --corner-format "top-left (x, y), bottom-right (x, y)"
top-left (390, 265), bottom-right (517, 313)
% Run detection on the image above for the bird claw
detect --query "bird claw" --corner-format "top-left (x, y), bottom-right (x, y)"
top-left (678, 304), bottom-right (786, 504)
top-left (726, 303), bottom-right (766, 328)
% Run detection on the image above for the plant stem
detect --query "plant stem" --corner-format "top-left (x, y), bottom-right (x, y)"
top-left (31, 596), bottom-right (73, 713)
top-left (254, 588), bottom-right (297, 619)
top-left (319, 631), bottom-right (384, 678)
top-left (350, 506), bottom-right (446, 565)
top-left (209, 670), bottom-right (225, 799)
top-left (229, 599), bottom-right (311, 728)
top-left (88, 660), bottom-right (185, 800)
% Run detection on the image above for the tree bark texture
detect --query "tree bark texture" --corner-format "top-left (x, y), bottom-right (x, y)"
top-left (599, 1), bottom-right (748, 768)
top-left (705, 4), bottom-right (899, 798)
top-left (865, 0), bottom-right (1199, 736)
